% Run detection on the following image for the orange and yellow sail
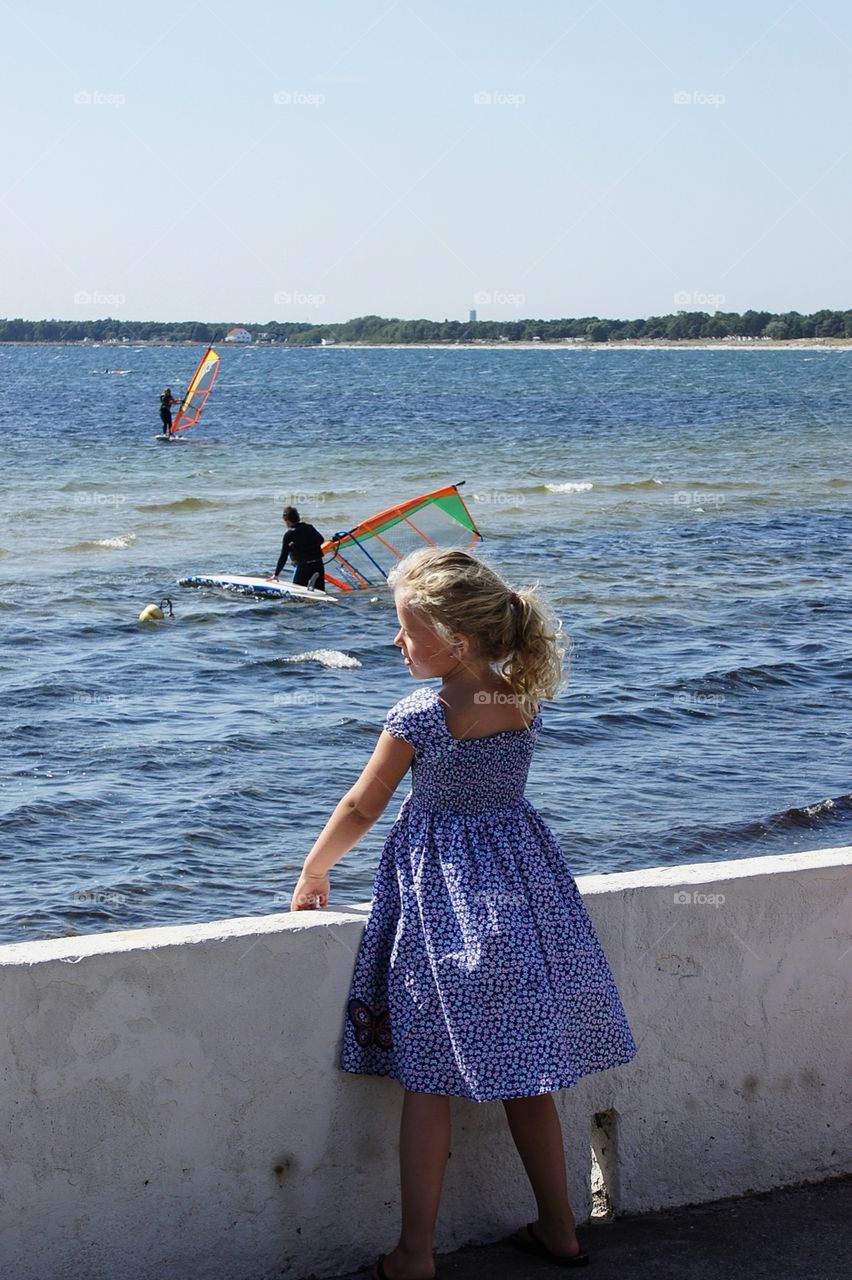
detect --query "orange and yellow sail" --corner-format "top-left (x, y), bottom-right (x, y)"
top-left (321, 483), bottom-right (481, 591)
top-left (171, 347), bottom-right (220, 434)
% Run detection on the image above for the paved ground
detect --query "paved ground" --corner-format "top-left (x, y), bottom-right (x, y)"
top-left (336, 1175), bottom-right (852, 1280)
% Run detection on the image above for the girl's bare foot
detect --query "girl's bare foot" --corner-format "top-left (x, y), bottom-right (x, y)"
top-left (373, 1243), bottom-right (436, 1279)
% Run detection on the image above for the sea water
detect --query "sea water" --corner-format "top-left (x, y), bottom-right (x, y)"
top-left (1, 343), bottom-right (850, 944)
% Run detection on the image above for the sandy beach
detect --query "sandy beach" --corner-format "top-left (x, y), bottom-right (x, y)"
top-left (321, 337), bottom-right (852, 351)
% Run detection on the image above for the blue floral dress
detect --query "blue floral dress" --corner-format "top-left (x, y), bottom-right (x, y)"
top-left (340, 686), bottom-right (638, 1101)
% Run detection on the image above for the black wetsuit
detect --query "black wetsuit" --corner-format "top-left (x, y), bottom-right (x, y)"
top-left (160, 393), bottom-right (176, 433)
top-left (275, 522), bottom-right (325, 589)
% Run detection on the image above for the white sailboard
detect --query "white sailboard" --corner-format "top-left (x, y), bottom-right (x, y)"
top-left (178, 574), bottom-right (338, 603)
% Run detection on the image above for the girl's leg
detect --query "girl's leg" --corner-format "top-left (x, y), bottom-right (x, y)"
top-left (503, 1093), bottom-right (582, 1256)
top-left (381, 1089), bottom-right (450, 1279)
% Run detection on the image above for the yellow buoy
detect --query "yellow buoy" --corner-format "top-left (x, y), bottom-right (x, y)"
top-left (138, 603), bottom-right (164, 622)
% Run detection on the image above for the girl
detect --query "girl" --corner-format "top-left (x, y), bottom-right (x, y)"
top-left (291, 548), bottom-right (638, 1279)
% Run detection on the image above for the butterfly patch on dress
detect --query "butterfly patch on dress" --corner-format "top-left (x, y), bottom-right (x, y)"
top-left (348, 998), bottom-right (393, 1049)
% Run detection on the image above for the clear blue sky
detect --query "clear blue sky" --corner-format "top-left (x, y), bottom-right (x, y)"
top-left (2, 0), bottom-right (851, 322)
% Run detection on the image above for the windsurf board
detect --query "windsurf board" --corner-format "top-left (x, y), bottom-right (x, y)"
top-left (178, 574), bottom-right (338, 603)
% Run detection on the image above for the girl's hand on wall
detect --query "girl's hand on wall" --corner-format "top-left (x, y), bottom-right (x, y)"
top-left (290, 870), bottom-right (330, 911)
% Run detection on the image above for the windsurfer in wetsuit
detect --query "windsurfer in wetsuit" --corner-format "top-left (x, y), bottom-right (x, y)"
top-left (269, 506), bottom-right (325, 590)
top-left (159, 387), bottom-right (179, 435)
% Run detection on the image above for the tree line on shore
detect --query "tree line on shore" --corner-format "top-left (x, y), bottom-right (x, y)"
top-left (1, 309), bottom-right (851, 345)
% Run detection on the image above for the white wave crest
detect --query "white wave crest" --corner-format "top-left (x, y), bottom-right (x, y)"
top-left (284, 648), bottom-right (361, 669)
top-left (93, 534), bottom-right (137, 549)
top-left (545, 481), bottom-right (594, 494)
top-left (801, 798), bottom-right (835, 818)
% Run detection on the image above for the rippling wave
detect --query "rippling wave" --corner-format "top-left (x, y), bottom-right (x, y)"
top-left (281, 648), bottom-right (363, 669)
top-left (66, 533), bottom-right (137, 550)
top-left (543, 481), bottom-right (594, 494)
top-left (624, 792), bottom-right (852, 868)
top-left (137, 496), bottom-right (220, 512)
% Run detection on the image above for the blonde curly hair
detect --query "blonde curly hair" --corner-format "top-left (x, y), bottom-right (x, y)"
top-left (388, 547), bottom-right (567, 710)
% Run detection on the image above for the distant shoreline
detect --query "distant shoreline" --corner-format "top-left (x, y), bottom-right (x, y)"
top-left (312, 338), bottom-right (852, 351)
top-left (3, 337), bottom-right (852, 350)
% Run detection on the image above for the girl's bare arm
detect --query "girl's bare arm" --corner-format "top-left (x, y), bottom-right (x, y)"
top-left (291, 731), bottom-right (414, 909)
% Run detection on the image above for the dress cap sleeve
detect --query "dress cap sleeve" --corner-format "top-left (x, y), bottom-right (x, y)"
top-left (382, 687), bottom-right (441, 752)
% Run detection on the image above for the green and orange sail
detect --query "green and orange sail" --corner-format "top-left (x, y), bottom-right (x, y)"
top-left (321, 483), bottom-right (482, 591)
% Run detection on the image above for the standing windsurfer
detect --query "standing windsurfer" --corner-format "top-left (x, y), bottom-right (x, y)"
top-left (159, 387), bottom-right (179, 435)
top-left (269, 506), bottom-right (326, 590)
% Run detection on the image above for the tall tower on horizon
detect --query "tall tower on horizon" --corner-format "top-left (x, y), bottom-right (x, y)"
top-left (469, 309), bottom-right (477, 323)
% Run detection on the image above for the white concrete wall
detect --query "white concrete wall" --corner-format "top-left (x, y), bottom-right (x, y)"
top-left (1, 846), bottom-right (850, 1280)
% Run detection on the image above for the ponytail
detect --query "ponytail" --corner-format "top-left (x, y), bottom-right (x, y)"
top-left (499, 586), bottom-right (566, 710)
